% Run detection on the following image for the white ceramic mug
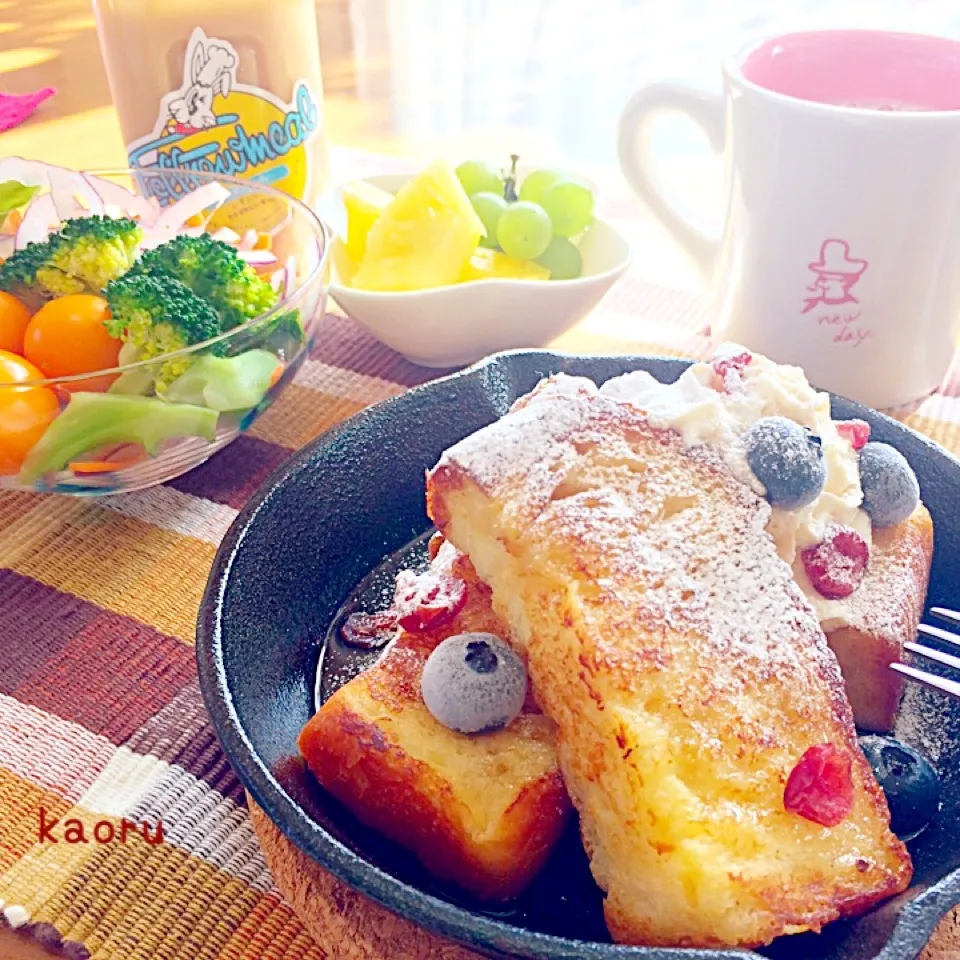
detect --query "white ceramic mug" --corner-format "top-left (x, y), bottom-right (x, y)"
top-left (619, 30), bottom-right (960, 408)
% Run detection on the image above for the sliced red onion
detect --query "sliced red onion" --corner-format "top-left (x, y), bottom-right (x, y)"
top-left (211, 226), bottom-right (240, 245)
top-left (238, 249), bottom-right (277, 266)
top-left (0, 157), bottom-right (68, 189)
top-left (81, 173), bottom-right (157, 223)
top-left (52, 174), bottom-right (104, 220)
top-left (0, 159), bottom-right (101, 222)
top-left (1, 160), bottom-right (174, 254)
top-left (269, 269), bottom-right (285, 293)
top-left (16, 192), bottom-right (57, 248)
top-left (283, 255), bottom-right (297, 297)
top-left (139, 223), bottom-right (209, 251)
top-left (0, 235), bottom-right (14, 259)
top-left (143, 181), bottom-right (230, 246)
top-left (156, 181), bottom-right (229, 228)
top-left (0, 159), bottom-right (121, 218)
top-left (238, 229), bottom-right (258, 251)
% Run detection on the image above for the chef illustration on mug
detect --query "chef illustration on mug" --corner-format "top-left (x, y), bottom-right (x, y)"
top-left (802, 239), bottom-right (869, 314)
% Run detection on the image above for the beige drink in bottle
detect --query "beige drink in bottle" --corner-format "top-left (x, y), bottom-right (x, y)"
top-left (94, 0), bottom-right (329, 226)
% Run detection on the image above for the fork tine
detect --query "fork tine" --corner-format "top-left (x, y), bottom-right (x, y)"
top-left (930, 606), bottom-right (960, 627)
top-left (906, 640), bottom-right (960, 671)
top-left (918, 623), bottom-right (960, 650)
top-left (891, 663), bottom-right (960, 699)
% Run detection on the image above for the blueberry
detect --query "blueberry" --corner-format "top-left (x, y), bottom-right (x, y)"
top-left (421, 633), bottom-right (527, 734)
top-left (859, 735), bottom-right (940, 840)
top-left (743, 416), bottom-right (827, 509)
top-left (858, 442), bottom-right (920, 527)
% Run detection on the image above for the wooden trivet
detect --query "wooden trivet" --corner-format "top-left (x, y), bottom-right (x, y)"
top-left (248, 796), bottom-right (482, 959)
top-left (249, 794), bottom-right (959, 960)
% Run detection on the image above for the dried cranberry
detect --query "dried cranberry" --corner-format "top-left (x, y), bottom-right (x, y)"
top-left (394, 569), bottom-right (467, 632)
top-left (784, 743), bottom-right (854, 827)
top-left (711, 350), bottom-right (753, 393)
top-left (836, 419), bottom-right (871, 451)
top-left (340, 610), bottom-right (398, 650)
top-left (801, 527), bottom-right (869, 599)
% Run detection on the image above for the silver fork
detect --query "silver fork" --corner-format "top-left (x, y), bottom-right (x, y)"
top-left (891, 607), bottom-right (960, 699)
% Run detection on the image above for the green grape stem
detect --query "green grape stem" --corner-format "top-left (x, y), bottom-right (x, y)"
top-left (504, 154), bottom-right (519, 203)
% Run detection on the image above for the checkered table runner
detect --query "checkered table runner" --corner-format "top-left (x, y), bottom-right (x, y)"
top-left (1, 148), bottom-right (958, 960)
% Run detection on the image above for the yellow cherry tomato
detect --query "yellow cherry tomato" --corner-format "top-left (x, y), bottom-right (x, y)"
top-left (24, 294), bottom-right (122, 392)
top-left (0, 291), bottom-right (32, 355)
top-left (0, 350), bottom-right (59, 476)
top-left (0, 349), bottom-right (41, 385)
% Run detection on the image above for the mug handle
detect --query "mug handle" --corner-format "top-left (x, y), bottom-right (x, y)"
top-left (617, 83), bottom-right (725, 280)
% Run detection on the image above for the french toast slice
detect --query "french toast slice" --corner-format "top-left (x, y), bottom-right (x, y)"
top-left (599, 355), bottom-right (933, 734)
top-left (427, 376), bottom-right (912, 948)
top-left (808, 505), bottom-right (933, 732)
top-left (297, 540), bottom-right (571, 901)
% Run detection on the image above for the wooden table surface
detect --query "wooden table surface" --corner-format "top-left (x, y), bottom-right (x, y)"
top-left (1, 0), bottom-right (958, 957)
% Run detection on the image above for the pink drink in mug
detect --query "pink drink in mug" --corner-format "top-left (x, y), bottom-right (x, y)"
top-left (619, 30), bottom-right (960, 408)
top-left (94, 0), bottom-right (329, 228)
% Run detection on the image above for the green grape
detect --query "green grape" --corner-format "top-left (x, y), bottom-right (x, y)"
top-left (536, 236), bottom-right (583, 280)
top-left (496, 202), bottom-right (552, 260)
top-left (518, 168), bottom-right (563, 204)
top-left (455, 160), bottom-right (504, 199)
top-left (470, 192), bottom-right (507, 249)
top-left (539, 179), bottom-right (595, 237)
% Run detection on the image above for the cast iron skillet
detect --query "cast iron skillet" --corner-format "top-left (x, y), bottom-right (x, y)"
top-left (197, 351), bottom-right (960, 960)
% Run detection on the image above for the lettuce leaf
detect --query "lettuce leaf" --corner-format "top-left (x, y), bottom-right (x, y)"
top-left (0, 181), bottom-right (40, 220)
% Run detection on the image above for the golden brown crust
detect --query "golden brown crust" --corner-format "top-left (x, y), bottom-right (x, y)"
top-left (298, 542), bottom-right (570, 901)
top-left (428, 375), bottom-right (912, 948)
top-left (298, 682), bottom-right (568, 900)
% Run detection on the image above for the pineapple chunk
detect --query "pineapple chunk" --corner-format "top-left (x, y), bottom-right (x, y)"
top-left (351, 160), bottom-right (485, 292)
top-left (331, 237), bottom-right (359, 286)
top-left (343, 180), bottom-right (393, 264)
top-left (459, 247), bottom-right (550, 283)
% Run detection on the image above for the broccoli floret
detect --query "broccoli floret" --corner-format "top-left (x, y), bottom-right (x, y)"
top-left (222, 307), bottom-right (305, 361)
top-left (105, 272), bottom-right (224, 389)
top-left (136, 233), bottom-right (278, 330)
top-left (265, 309), bottom-right (305, 359)
top-left (0, 243), bottom-right (48, 308)
top-left (0, 216), bottom-right (142, 307)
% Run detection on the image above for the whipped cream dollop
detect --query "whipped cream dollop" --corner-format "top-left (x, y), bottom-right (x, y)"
top-left (599, 346), bottom-right (870, 578)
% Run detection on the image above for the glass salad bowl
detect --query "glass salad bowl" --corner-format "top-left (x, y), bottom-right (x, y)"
top-left (0, 165), bottom-right (329, 494)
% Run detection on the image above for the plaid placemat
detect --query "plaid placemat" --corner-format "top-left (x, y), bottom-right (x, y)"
top-left (1, 153), bottom-right (959, 960)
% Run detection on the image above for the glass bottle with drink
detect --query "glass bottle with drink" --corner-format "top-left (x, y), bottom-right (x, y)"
top-left (93, 0), bottom-right (330, 228)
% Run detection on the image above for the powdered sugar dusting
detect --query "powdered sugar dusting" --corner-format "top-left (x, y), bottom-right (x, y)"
top-left (437, 375), bottom-right (847, 688)
top-left (441, 357), bottom-right (874, 634)
top-left (434, 361), bottom-right (930, 720)
top-left (438, 374), bottom-right (603, 519)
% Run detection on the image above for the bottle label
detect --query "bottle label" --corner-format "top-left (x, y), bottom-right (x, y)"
top-left (127, 26), bottom-right (321, 225)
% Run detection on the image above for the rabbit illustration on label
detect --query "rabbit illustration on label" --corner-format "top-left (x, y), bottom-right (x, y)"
top-left (167, 37), bottom-right (237, 132)
top-left (127, 26), bottom-right (322, 212)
